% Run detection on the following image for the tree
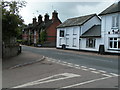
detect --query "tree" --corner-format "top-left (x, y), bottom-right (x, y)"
top-left (40, 30), bottom-right (47, 44)
top-left (1, 0), bottom-right (26, 43)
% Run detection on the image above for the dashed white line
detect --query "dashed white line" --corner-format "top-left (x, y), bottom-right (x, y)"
top-left (67, 63), bottom-right (73, 65)
top-left (109, 73), bottom-right (119, 76)
top-left (98, 70), bottom-right (106, 73)
top-left (74, 64), bottom-right (80, 67)
top-left (62, 61), bottom-right (67, 64)
top-left (91, 71), bottom-right (100, 74)
top-left (89, 68), bottom-right (96, 70)
top-left (81, 66), bottom-right (87, 68)
top-left (81, 69), bottom-right (89, 71)
top-left (75, 67), bottom-right (81, 69)
top-left (47, 58), bottom-right (117, 77)
top-left (102, 74), bottom-right (112, 77)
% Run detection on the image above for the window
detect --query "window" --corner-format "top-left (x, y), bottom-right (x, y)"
top-left (112, 16), bottom-right (118, 28)
top-left (59, 38), bottom-right (62, 46)
top-left (60, 30), bottom-right (64, 37)
top-left (73, 27), bottom-right (77, 35)
top-left (86, 38), bottom-right (96, 48)
top-left (66, 38), bottom-right (69, 46)
top-left (73, 38), bottom-right (77, 47)
top-left (66, 30), bottom-right (69, 36)
top-left (109, 37), bottom-right (120, 49)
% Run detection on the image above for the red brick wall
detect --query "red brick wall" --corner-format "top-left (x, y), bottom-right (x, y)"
top-left (46, 20), bottom-right (61, 42)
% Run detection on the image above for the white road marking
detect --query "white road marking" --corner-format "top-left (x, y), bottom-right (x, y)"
top-left (67, 65), bottom-right (74, 67)
top-left (75, 67), bottom-right (81, 69)
top-left (60, 75), bottom-right (116, 88)
top-left (81, 69), bottom-right (89, 71)
top-left (46, 58), bottom-right (117, 77)
top-left (98, 70), bottom-right (106, 73)
top-left (102, 74), bottom-right (112, 77)
top-left (12, 73), bottom-right (80, 88)
top-left (89, 68), bottom-right (96, 70)
top-left (81, 66), bottom-right (87, 68)
top-left (91, 71), bottom-right (100, 74)
top-left (62, 61), bottom-right (67, 64)
top-left (60, 63), bottom-right (67, 66)
top-left (74, 64), bottom-right (80, 67)
top-left (67, 63), bottom-right (73, 65)
top-left (109, 73), bottom-right (119, 76)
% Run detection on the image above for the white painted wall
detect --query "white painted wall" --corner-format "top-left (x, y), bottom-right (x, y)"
top-left (101, 13), bottom-right (120, 53)
top-left (56, 26), bottom-right (80, 50)
top-left (81, 16), bottom-right (101, 34)
top-left (80, 38), bottom-right (102, 51)
top-left (57, 15), bottom-right (101, 52)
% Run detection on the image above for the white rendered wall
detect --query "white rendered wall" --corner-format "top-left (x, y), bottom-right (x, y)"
top-left (81, 16), bottom-right (101, 34)
top-left (101, 13), bottom-right (120, 53)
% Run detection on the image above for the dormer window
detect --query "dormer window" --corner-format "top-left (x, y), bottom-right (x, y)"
top-left (112, 15), bottom-right (118, 28)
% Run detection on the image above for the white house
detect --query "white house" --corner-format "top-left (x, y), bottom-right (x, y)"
top-left (99, 1), bottom-right (120, 53)
top-left (56, 14), bottom-right (101, 51)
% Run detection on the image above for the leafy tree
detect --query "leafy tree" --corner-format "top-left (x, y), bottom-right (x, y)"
top-left (40, 30), bottom-right (47, 44)
top-left (1, 0), bottom-right (26, 43)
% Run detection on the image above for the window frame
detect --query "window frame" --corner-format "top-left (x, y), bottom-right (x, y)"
top-left (109, 37), bottom-right (120, 49)
top-left (73, 38), bottom-right (77, 47)
top-left (86, 38), bottom-right (96, 48)
top-left (73, 27), bottom-right (77, 35)
top-left (112, 15), bottom-right (119, 29)
top-left (66, 38), bottom-right (69, 47)
top-left (60, 30), bottom-right (64, 37)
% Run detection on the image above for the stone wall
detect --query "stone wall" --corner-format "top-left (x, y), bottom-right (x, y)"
top-left (2, 44), bottom-right (21, 59)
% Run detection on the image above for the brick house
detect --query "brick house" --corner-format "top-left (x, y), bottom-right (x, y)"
top-left (22, 10), bottom-right (61, 47)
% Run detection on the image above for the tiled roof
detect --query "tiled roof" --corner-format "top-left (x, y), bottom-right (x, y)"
top-left (99, 1), bottom-right (120, 16)
top-left (80, 25), bottom-right (101, 38)
top-left (57, 14), bottom-right (97, 28)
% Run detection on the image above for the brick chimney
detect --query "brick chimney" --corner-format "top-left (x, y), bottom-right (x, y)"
top-left (38, 14), bottom-right (42, 24)
top-left (44, 13), bottom-right (49, 22)
top-left (52, 10), bottom-right (58, 21)
top-left (33, 17), bottom-right (37, 24)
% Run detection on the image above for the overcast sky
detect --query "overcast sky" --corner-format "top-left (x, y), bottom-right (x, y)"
top-left (10, 0), bottom-right (118, 24)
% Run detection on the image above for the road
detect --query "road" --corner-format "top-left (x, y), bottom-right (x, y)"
top-left (2, 45), bottom-right (119, 89)
top-left (23, 45), bottom-right (118, 74)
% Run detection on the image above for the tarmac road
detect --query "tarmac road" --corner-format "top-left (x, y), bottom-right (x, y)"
top-left (2, 45), bottom-right (119, 89)
top-left (22, 45), bottom-right (119, 74)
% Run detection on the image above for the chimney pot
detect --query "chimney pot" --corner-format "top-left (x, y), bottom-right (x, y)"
top-left (44, 13), bottom-right (49, 22)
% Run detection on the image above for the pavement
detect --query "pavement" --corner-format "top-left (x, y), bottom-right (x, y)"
top-left (2, 51), bottom-right (45, 70)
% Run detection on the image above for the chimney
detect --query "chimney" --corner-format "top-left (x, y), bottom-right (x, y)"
top-left (52, 10), bottom-right (58, 21)
top-left (33, 17), bottom-right (37, 24)
top-left (44, 13), bottom-right (49, 22)
top-left (38, 14), bottom-right (42, 23)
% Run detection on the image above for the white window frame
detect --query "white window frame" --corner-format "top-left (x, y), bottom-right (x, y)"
top-left (109, 37), bottom-right (120, 49)
top-left (66, 29), bottom-right (69, 36)
top-left (59, 38), bottom-right (62, 46)
top-left (86, 38), bottom-right (96, 48)
top-left (60, 30), bottom-right (64, 37)
top-left (66, 38), bottom-right (69, 47)
top-left (73, 38), bottom-right (77, 47)
top-left (73, 27), bottom-right (77, 35)
top-left (112, 15), bottom-right (119, 28)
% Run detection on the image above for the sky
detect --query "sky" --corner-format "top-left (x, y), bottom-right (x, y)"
top-left (6, 0), bottom-right (118, 24)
